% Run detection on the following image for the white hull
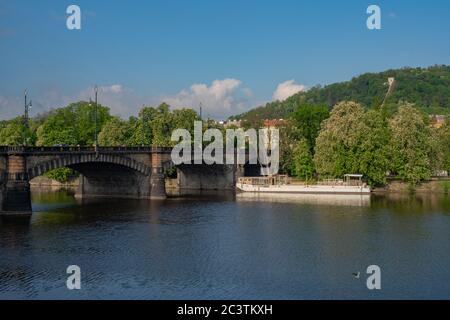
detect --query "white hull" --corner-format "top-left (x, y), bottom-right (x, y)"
top-left (236, 192), bottom-right (371, 207)
top-left (236, 183), bottom-right (371, 195)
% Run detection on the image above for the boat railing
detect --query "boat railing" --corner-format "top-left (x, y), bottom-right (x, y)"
top-left (238, 175), bottom-right (366, 188)
top-left (238, 175), bottom-right (289, 186)
top-left (317, 179), bottom-right (344, 186)
top-left (317, 177), bottom-right (365, 187)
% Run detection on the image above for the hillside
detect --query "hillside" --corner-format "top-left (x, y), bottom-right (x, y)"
top-left (230, 65), bottom-right (450, 121)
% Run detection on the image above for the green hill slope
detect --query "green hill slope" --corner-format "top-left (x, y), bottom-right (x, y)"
top-left (231, 65), bottom-right (450, 121)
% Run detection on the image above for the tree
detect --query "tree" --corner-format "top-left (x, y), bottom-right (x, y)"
top-left (44, 167), bottom-right (75, 183)
top-left (74, 102), bottom-right (111, 145)
top-left (278, 120), bottom-right (301, 176)
top-left (36, 102), bottom-right (111, 146)
top-left (429, 126), bottom-right (446, 174)
top-left (35, 101), bottom-right (111, 182)
top-left (356, 110), bottom-right (390, 186)
top-left (389, 103), bottom-right (432, 184)
top-left (291, 104), bottom-right (329, 151)
top-left (172, 108), bottom-right (200, 136)
top-left (314, 101), bottom-right (366, 178)
top-left (149, 103), bottom-right (173, 147)
top-left (292, 138), bottom-right (315, 181)
top-left (0, 117), bottom-right (27, 145)
top-left (129, 106), bottom-right (159, 146)
top-left (141, 103), bottom-right (199, 147)
top-left (442, 121), bottom-right (450, 173)
top-left (98, 117), bottom-right (132, 146)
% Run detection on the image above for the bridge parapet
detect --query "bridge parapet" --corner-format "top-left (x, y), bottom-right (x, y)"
top-left (0, 146), bottom-right (173, 155)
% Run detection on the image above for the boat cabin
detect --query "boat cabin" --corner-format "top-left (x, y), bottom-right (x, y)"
top-left (344, 174), bottom-right (364, 186)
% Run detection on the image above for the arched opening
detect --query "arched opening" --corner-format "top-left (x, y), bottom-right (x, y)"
top-left (28, 155), bottom-right (153, 199)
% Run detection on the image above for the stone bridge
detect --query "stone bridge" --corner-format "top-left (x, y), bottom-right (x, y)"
top-left (0, 146), bottom-right (248, 217)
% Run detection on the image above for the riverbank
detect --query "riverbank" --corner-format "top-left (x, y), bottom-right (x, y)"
top-left (30, 176), bottom-right (79, 189)
top-left (29, 176), bottom-right (450, 195)
top-left (373, 178), bottom-right (450, 194)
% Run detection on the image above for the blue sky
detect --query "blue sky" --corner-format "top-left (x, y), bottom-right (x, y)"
top-left (1, 0), bottom-right (449, 119)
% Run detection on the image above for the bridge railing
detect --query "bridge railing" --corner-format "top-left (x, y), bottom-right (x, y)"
top-left (0, 146), bottom-right (173, 154)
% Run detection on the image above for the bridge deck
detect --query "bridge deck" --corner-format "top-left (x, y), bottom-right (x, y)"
top-left (0, 146), bottom-right (173, 155)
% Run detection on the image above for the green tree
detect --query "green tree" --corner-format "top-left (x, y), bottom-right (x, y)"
top-left (429, 126), bottom-right (447, 174)
top-left (0, 117), bottom-right (27, 145)
top-left (291, 104), bottom-right (329, 151)
top-left (35, 101), bottom-right (111, 182)
top-left (172, 108), bottom-right (200, 135)
top-left (356, 110), bottom-right (390, 186)
top-left (36, 102), bottom-right (111, 146)
top-left (389, 103), bottom-right (432, 184)
top-left (44, 167), bottom-right (75, 183)
top-left (127, 107), bottom-right (159, 146)
top-left (441, 121), bottom-right (450, 173)
top-left (278, 120), bottom-right (300, 176)
top-left (98, 117), bottom-right (132, 146)
top-left (292, 138), bottom-right (315, 181)
top-left (74, 102), bottom-right (111, 145)
top-left (314, 101), bottom-right (366, 178)
top-left (149, 103), bottom-right (173, 146)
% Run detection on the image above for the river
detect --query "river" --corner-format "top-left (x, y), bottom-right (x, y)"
top-left (1, 189), bottom-right (449, 299)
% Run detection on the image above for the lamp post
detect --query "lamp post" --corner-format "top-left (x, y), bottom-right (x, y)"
top-left (23, 89), bottom-right (32, 145)
top-left (94, 85), bottom-right (98, 147)
top-left (141, 105), bottom-right (146, 146)
top-left (89, 98), bottom-right (94, 144)
top-left (24, 89), bottom-right (32, 128)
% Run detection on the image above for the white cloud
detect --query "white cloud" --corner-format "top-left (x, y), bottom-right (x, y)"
top-left (272, 80), bottom-right (306, 101)
top-left (0, 95), bottom-right (22, 119)
top-left (70, 84), bottom-right (144, 117)
top-left (103, 84), bottom-right (123, 93)
top-left (0, 84), bottom-right (146, 120)
top-left (0, 80), bottom-right (258, 121)
top-left (161, 78), bottom-right (253, 119)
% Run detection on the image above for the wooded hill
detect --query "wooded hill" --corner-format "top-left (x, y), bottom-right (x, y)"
top-left (230, 65), bottom-right (450, 121)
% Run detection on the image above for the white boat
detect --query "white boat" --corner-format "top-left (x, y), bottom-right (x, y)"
top-left (236, 174), bottom-right (371, 195)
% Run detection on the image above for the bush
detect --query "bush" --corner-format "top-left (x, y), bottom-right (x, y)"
top-left (44, 168), bottom-right (77, 183)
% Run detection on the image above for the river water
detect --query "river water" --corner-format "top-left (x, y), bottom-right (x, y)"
top-left (0, 189), bottom-right (449, 299)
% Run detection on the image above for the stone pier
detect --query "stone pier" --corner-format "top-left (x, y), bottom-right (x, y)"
top-left (150, 151), bottom-right (167, 199)
top-left (2, 153), bottom-right (32, 217)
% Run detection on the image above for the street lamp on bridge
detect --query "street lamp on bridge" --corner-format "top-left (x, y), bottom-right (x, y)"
top-left (23, 89), bottom-right (32, 146)
top-left (94, 85), bottom-right (98, 147)
top-left (88, 85), bottom-right (99, 148)
top-left (141, 105), bottom-right (147, 146)
top-left (23, 89), bottom-right (32, 129)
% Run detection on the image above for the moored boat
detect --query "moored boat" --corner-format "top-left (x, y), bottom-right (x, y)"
top-left (236, 174), bottom-right (371, 195)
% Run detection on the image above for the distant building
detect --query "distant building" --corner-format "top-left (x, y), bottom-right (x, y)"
top-left (263, 119), bottom-right (286, 129)
top-left (429, 115), bottom-right (447, 128)
top-left (224, 120), bottom-right (242, 128)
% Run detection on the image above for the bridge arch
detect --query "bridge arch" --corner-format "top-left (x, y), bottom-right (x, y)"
top-left (27, 153), bottom-right (152, 179)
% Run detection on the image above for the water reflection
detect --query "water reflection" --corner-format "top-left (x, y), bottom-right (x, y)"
top-left (371, 193), bottom-right (450, 215)
top-left (1, 189), bottom-right (450, 299)
top-left (236, 192), bottom-right (371, 207)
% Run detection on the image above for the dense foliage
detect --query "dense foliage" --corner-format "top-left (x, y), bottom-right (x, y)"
top-left (231, 65), bottom-right (450, 122)
top-left (280, 100), bottom-right (450, 186)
